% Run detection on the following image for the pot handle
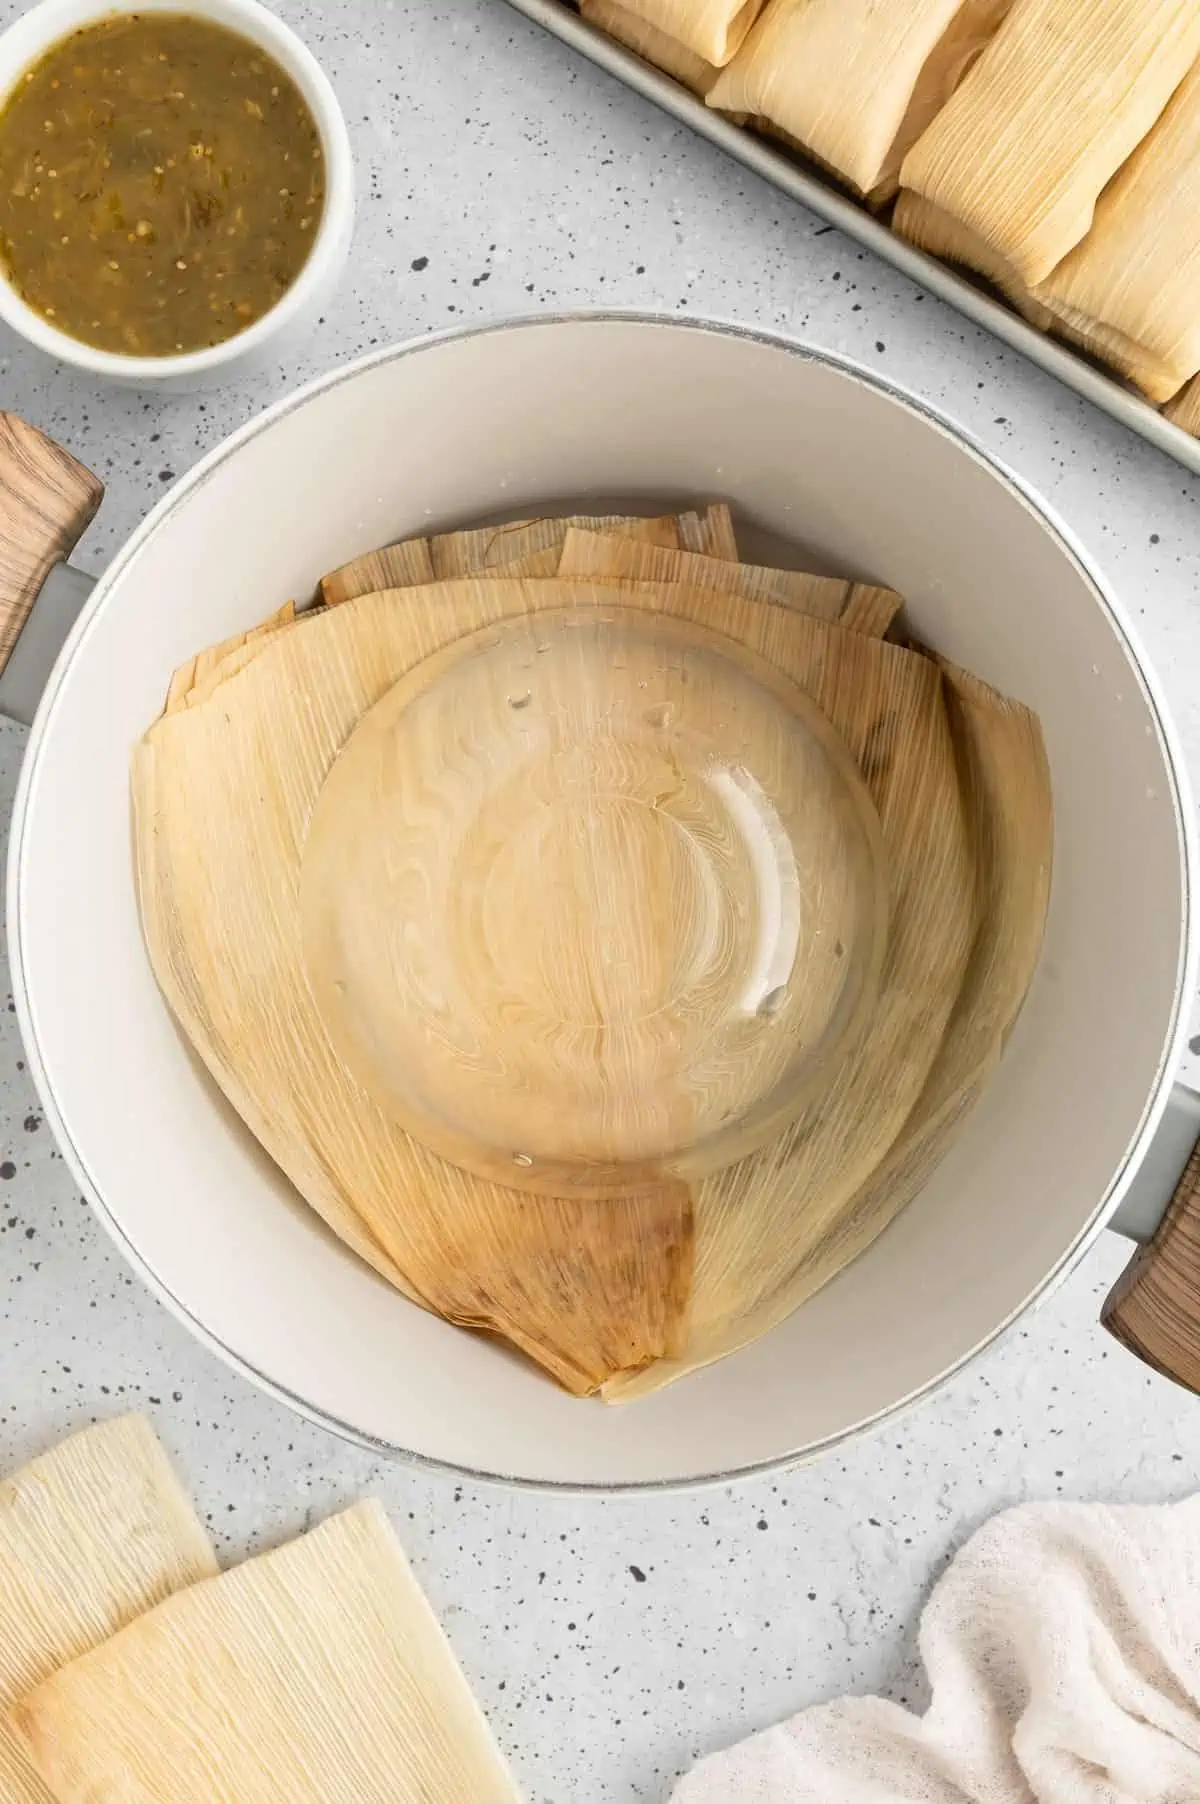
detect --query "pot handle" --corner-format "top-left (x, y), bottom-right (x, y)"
top-left (0, 412), bottom-right (102, 676)
top-left (1103, 1116), bottom-right (1200, 1392)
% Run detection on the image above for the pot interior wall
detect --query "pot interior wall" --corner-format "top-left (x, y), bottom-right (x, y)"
top-left (13, 319), bottom-right (1189, 1485)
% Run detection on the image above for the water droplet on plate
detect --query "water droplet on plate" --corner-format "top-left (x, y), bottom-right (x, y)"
top-left (508, 690), bottom-right (532, 710)
top-left (512, 1151), bottom-right (534, 1167)
top-left (645, 702), bottom-right (674, 729)
top-left (757, 986), bottom-right (787, 1019)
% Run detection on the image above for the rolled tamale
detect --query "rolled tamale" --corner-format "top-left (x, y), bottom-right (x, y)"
top-left (899, 0), bottom-right (1200, 286)
top-left (709, 0), bottom-right (1012, 202)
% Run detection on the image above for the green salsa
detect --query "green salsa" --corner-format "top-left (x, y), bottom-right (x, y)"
top-left (0, 11), bottom-right (326, 357)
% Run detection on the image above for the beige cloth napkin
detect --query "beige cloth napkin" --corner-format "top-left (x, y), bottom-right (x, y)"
top-left (672, 1496), bottom-right (1200, 1803)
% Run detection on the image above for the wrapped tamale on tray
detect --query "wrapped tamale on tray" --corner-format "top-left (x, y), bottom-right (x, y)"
top-left (708, 0), bottom-right (1014, 205)
top-left (1032, 60), bottom-right (1200, 404)
top-left (896, 0), bottom-right (1200, 289)
top-left (502, 0), bottom-right (1200, 475)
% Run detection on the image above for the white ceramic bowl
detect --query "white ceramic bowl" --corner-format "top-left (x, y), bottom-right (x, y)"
top-left (0, 0), bottom-right (354, 387)
top-left (7, 316), bottom-right (1196, 1489)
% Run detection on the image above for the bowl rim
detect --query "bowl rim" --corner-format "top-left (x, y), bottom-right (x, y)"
top-left (9, 310), bottom-right (1197, 1493)
top-left (0, 0), bottom-right (354, 379)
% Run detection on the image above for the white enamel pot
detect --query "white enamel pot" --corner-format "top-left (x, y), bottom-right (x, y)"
top-left (4, 315), bottom-right (1199, 1491)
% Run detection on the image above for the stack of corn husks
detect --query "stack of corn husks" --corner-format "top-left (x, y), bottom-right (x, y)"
top-left (577, 0), bottom-right (1200, 431)
top-left (133, 504), bottom-right (1051, 1399)
top-left (1, 1418), bottom-right (518, 1804)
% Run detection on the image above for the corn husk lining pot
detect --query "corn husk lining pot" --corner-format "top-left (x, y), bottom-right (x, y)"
top-left (7, 315), bottom-right (1194, 1487)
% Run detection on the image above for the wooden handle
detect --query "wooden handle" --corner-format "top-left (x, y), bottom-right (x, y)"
top-left (0, 413), bottom-right (102, 674)
top-left (1102, 1133), bottom-right (1200, 1392)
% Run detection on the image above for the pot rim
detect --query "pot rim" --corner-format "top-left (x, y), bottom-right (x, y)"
top-left (10, 309), bottom-right (1196, 1493)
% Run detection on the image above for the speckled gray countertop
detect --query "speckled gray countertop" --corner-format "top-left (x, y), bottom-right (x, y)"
top-left (3, 5), bottom-right (1200, 1801)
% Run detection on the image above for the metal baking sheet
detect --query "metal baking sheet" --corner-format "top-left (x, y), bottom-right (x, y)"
top-left (504, 0), bottom-right (1200, 479)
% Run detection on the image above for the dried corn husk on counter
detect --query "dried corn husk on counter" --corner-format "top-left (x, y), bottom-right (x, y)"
top-left (0, 1418), bottom-right (216, 1804)
top-left (1033, 62), bottom-right (1200, 403)
top-left (134, 509), bottom-right (1050, 1398)
top-left (580, 0), bottom-right (720, 94)
top-left (1166, 375), bottom-right (1200, 436)
top-left (898, 0), bottom-right (1200, 288)
top-left (599, 0), bottom-right (765, 66)
top-left (708, 0), bottom-right (1011, 203)
top-left (14, 1502), bottom-right (520, 1804)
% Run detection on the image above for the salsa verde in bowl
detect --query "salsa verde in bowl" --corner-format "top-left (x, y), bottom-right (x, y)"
top-left (0, 0), bottom-right (353, 386)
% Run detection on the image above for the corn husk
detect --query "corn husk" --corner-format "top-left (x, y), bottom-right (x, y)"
top-left (839, 582), bottom-right (907, 637)
top-left (432, 512), bottom-right (676, 578)
top-left (610, 660), bottom-right (1051, 1396)
top-left (319, 536), bottom-right (434, 607)
top-left (895, 191), bottom-right (1172, 396)
top-left (319, 506), bottom-right (735, 607)
top-left (677, 500), bottom-right (739, 559)
top-left (556, 526), bottom-right (903, 633)
top-left (300, 607), bottom-right (885, 1195)
top-left (581, 0), bottom-right (720, 94)
top-left (892, 192), bottom-right (1057, 326)
top-left (603, 0), bottom-right (766, 66)
top-left (135, 581), bottom-right (710, 1395)
top-left (1033, 62), bottom-right (1200, 402)
top-left (134, 574), bottom-right (982, 1394)
top-left (220, 516), bottom-right (762, 700)
top-left (1166, 375), bottom-right (1200, 435)
top-left (0, 1418), bottom-right (216, 1804)
top-left (1046, 315), bottom-right (1191, 404)
top-left (486, 546), bottom-right (563, 577)
top-left (606, 622), bottom-right (982, 1395)
top-left (873, 0), bottom-right (1014, 201)
top-left (709, 0), bottom-right (1011, 201)
top-left (898, 0), bottom-right (1200, 287)
top-left (174, 611), bottom-right (331, 714)
top-left (165, 602), bottom-right (296, 711)
top-left (895, 181), bottom-right (1189, 396)
top-left (14, 1501), bottom-right (520, 1804)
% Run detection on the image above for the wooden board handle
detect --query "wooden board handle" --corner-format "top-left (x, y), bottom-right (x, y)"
top-left (0, 413), bottom-right (102, 675)
top-left (1102, 1132), bottom-right (1200, 1392)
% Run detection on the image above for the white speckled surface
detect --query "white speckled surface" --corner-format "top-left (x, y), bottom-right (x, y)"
top-left (3, 5), bottom-right (1200, 1800)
